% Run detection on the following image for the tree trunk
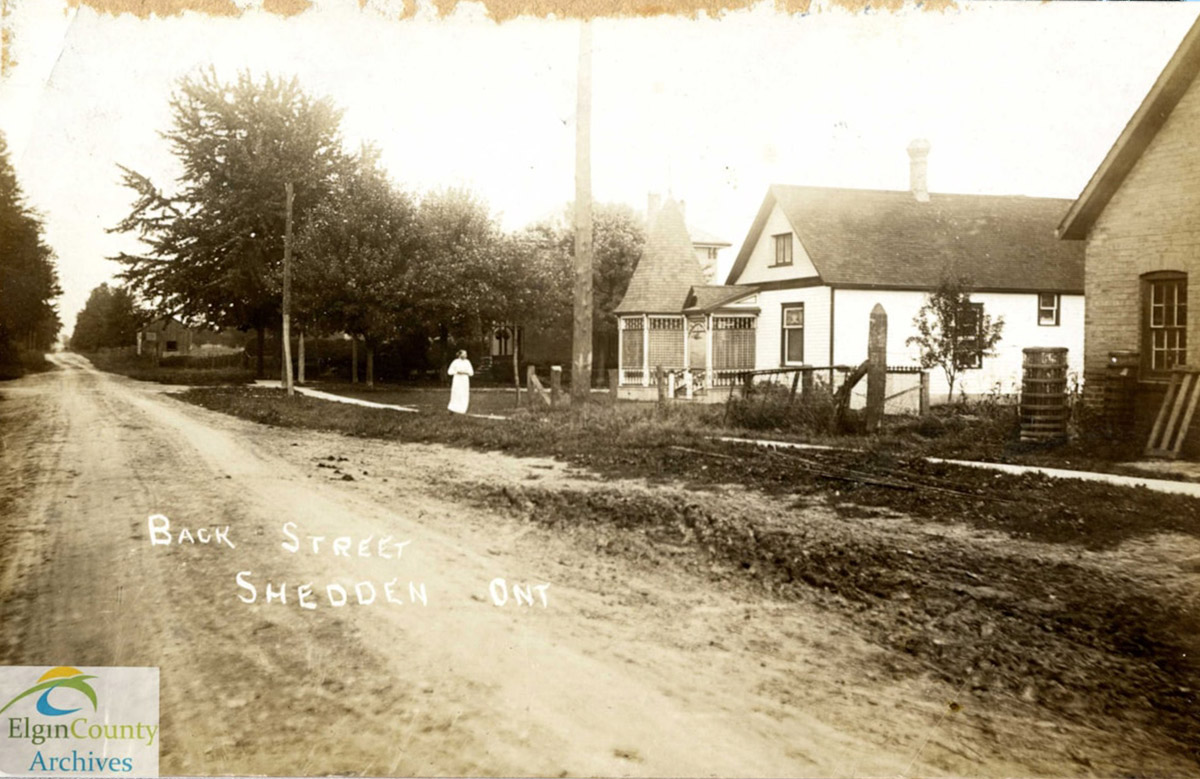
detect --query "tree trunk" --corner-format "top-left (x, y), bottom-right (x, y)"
top-left (513, 322), bottom-right (521, 407)
top-left (351, 336), bottom-right (358, 384)
top-left (366, 343), bottom-right (375, 388)
top-left (595, 331), bottom-right (609, 380)
top-left (298, 329), bottom-right (306, 385)
top-left (256, 327), bottom-right (265, 379)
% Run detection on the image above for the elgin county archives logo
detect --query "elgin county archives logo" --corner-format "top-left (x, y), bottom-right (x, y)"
top-left (1, 665), bottom-right (159, 776)
top-left (0, 666), bottom-right (98, 717)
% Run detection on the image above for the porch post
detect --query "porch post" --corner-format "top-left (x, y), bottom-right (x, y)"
top-left (682, 316), bottom-right (689, 372)
top-left (642, 314), bottom-right (650, 387)
top-left (705, 314), bottom-right (714, 388)
top-left (617, 317), bottom-right (624, 386)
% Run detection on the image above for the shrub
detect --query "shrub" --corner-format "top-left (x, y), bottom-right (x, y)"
top-left (725, 382), bottom-right (836, 434)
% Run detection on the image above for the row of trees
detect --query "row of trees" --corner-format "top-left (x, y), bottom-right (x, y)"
top-left (0, 133), bottom-right (62, 375)
top-left (70, 283), bottom-right (147, 353)
top-left (111, 70), bottom-right (643, 386)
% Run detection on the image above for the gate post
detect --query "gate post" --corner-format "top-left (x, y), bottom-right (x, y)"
top-left (550, 365), bottom-right (562, 407)
top-left (866, 304), bottom-right (887, 431)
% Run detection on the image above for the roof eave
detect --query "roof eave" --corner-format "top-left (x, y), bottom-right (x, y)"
top-left (1058, 17), bottom-right (1200, 241)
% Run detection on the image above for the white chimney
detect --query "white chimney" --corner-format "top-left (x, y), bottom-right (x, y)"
top-left (907, 139), bottom-right (931, 203)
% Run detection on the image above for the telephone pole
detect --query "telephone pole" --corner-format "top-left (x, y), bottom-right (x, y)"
top-left (282, 182), bottom-right (295, 397)
top-left (572, 19), bottom-right (594, 402)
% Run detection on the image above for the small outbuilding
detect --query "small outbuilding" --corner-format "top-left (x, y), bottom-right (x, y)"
top-left (137, 317), bottom-right (194, 359)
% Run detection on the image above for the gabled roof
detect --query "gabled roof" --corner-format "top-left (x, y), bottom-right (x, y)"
top-left (142, 316), bottom-right (190, 332)
top-left (614, 198), bottom-right (708, 314)
top-left (726, 185), bottom-right (1084, 294)
top-left (1058, 16), bottom-right (1200, 240)
top-left (683, 284), bottom-right (758, 313)
top-left (688, 226), bottom-right (732, 248)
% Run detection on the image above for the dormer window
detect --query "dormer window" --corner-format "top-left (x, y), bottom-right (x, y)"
top-left (772, 234), bottom-right (793, 267)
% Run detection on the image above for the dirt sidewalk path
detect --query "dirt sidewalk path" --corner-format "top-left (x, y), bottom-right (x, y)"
top-left (0, 355), bottom-right (1188, 777)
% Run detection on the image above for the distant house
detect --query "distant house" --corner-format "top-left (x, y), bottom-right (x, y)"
top-left (137, 317), bottom-right (194, 359)
top-left (1057, 18), bottom-right (1200, 428)
top-left (495, 198), bottom-right (732, 384)
top-left (715, 142), bottom-right (1086, 402)
top-left (689, 226), bottom-right (732, 283)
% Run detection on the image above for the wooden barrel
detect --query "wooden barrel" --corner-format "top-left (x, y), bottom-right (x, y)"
top-left (1020, 347), bottom-right (1068, 442)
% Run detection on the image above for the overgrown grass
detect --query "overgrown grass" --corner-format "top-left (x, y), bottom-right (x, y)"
top-left (0, 348), bottom-right (54, 381)
top-left (310, 382), bottom-right (534, 416)
top-left (85, 350), bottom-right (256, 386)
top-left (722, 382), bottom-right (838, 434)
top-left (180, 380), bottom-right (1166, 483)
top-left (182, 386), bottom-right (719, 453)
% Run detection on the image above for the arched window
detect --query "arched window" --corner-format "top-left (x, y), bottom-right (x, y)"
top-left (1142, 271), bottom-right (1188, 375)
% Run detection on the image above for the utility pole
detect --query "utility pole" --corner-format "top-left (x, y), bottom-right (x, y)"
top-left (282, 182), bottom-right (295, 397)
top-left (572, 19), bottom-right (594, 402)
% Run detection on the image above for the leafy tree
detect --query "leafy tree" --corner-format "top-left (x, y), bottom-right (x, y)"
top-left (70, 283), bottom-right (148, 352)
top-left (0, 132), bottom-right (61, 371)
top-left (111, 70), bottom-right (350, 376)
top-left (294, 150), bottom-right (420, 386)
top-left (408, 187), bottom-right (503, 361)
top-left (907, 276), bottom-right (1005, 400)
top-left (486, 230), bottom-right (571, 391)
top-left (528, 202), bottom-right (643, 375)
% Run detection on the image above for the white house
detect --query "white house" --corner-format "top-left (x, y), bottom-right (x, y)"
top-left (714, 143), bottom-right (1086, 402)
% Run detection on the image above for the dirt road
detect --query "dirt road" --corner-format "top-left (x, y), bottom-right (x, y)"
top-left (0, 355), bottom-right (1194, 776)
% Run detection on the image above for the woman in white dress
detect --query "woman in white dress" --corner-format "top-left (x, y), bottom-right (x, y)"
top-left (447, 350), bottom-right (474, 414)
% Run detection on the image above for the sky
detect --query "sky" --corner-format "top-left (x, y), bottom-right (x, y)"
top-left (1, 0), bottom-right (1199, 329)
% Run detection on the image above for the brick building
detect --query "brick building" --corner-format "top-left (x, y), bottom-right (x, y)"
top-left (1057, 18), bottom-right (1200, 434)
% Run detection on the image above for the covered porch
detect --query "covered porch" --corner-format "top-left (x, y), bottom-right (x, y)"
top-left (616, 307), bottom-right (758, 401)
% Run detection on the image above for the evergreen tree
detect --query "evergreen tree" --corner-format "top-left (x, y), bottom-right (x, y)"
top-left (0, 132), bottom-right (61, 373)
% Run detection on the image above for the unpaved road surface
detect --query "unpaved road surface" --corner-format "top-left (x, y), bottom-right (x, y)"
top-left (1, 354), bottom-right (1196, 777)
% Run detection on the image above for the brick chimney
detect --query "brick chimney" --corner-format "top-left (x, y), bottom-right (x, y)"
top-left (907, 139), bottom-right (931, 203)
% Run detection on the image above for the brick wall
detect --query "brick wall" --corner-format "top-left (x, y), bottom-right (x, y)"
top-left (1083, 73), bottom-right (1200, 422)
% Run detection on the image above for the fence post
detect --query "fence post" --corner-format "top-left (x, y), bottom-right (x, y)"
top-left (656, 365), bottom-right (666, 404)
top-left (608, 368), bottom-right (619, 404)
top-left (668, 371), bottom-right (676, 400)
top-left (919, 371), bottom-right (931, 416)
top-left (298, 330), bottom-right (306, 385)
top-left (550, 365), bottom-right (562, 407)
top-left (802, 367), bottom-right (814, 397)
top-left (866, 303), bottom-right (887, 431)
top-left (789, 369), bottom-right (801, 406)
